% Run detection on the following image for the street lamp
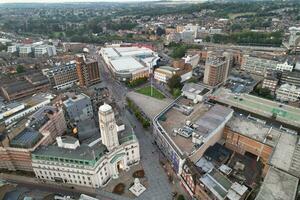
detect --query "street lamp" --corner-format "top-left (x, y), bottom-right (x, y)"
top-left (149, 56), bottom-right (157, 97)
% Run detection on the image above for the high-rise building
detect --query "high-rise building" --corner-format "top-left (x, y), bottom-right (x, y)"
top-left (76, 55), bottom-right (100, 87)
top-left (46, 61), bottom-right (78, 90)
top-left (203, 52), bottom-right (230, 86)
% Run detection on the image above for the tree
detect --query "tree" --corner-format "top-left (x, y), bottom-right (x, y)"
top-left (172, 88), bottom-right (182, 98)
top-left (171, 45), bottom-right (187, 59)
top-left (16, 65), bottom-right (25, 73)
top-left (167, 74), bottom-right (182, 91)
top-left (156, 26), bottom-right (165, 36)
top-left (177, 194), bottom-right (185, 200)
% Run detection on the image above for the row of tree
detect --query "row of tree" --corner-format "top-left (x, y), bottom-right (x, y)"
top-left (205, 31), bottom-right (283, 46)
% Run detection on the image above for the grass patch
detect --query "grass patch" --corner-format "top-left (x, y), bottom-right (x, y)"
top-left (113, 183), bottom-right (125, 195)
top-left (136, 86), bottom-right (165, 99)
top-left (133, 170), bottom-right (145, 178)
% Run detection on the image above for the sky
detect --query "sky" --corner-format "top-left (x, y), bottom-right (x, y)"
top-left (1, 0), bottom-right (160, 3)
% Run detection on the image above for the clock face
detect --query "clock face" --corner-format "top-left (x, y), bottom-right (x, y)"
top-left (109, 124), bottom-right (114, 130)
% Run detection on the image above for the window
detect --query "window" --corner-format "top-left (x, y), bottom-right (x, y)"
top-left (88, 177), bottom-right (91, 180)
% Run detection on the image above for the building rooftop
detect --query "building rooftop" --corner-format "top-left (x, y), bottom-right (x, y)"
top-left (226, 115), bottom-right (281, 147)
top-left (200, 169), bottom-right (232, 199)
top-left (32, 141), bottom-right (108, 165)
top-left (63, 93), bottom-right (90, 107)
top-left (110, 57), bottom-right (146, 72)
top-left (10, 128), bottom-right (42, 149)
top-left (255, 167), bottom-right (299, 200)
top-left (182, 83), bottom-right (211, 96)
top-left (102, 46), bottom-right (154, 59)
top-left (212, 88), bottom-right (300, 128)
top-left (270, 133), bottom-right (300, 178)
top-left (1, 80), bottom-right (33, 95)
top-left (27, 106), bottom-right (57, 130)
top-left (157, 97), bottom-right (232, 157)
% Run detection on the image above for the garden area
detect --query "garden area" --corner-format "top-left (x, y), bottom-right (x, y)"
top-left (136, 86), bottom-right (165, 100)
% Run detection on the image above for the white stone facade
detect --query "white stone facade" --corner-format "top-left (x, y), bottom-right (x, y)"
top-left (32, 104), bottom-right (140, 188)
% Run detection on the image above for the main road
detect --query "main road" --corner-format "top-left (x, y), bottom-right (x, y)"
top-left (93, 46), bottom-right (189, 200)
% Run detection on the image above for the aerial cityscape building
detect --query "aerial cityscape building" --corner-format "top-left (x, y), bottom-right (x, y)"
top-left (0, 1), bottom-right (299, 199)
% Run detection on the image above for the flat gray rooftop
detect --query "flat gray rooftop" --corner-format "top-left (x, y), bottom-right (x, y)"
top-left (270, 133), bottom-right (300, 178)
top-left (255, 167), bottom-right (299, 200)
top-left (158, 98), bottom-right (232, 156)
top-left (226, 115), bottom-right (281, 147)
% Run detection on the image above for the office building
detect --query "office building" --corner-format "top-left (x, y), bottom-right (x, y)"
top-left (0, 106), bottom-right (66, 171)
top-left (276, 84), bottom-right (300, 102)
top-left (280, 70), bottom-right (300, 87)
top-left (63, 93), bottom-right (93, 122)
top-left (32, 103), bottom-right (140, 188)
top-left (203, 53), bottom-right (230, 86)
top-left (153, 97), bottom-right (233, 175)
top-left (76, 55), bottom-right (100, 87)
top-left (7, 45), bottom-right (18, 54)
top-left (181, 83), bottom-right (211, 103)
top-left (19, 45), bottom-right (32, 57)
top-left (276, 62), bottom-right (293, 72)
top-left (34, 45), bottom-right (56, 57)
top-left (46, 61), bottom-right (78, 90)
top-left (1, 73), bottom-right (49, 101)
top-left (1, 93), bottom-right (55, 126)
top-left (241, 55), bottom-right (279, 76)
top-left (288, 27), bottom-right (300, 48)
top-left (154, 64), bottom-right (192, 84)
top-left (262, 73), bottom-right (278, 93)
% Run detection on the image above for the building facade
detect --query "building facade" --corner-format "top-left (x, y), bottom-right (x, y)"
top-left (203, 53), bottom-right (230, 86)
top-left (0, 106), bottom-right (67, 171)
top-left (32, 104), bottom-right (140, 188)
top-left (241, 55), bottom-right (279, 76)
top-left (276, 84), bottom-right (300, 102)
top-left (76, 55), bottom-right (100, 87)
top-left (63, 93), bottom-right (93, 122)
top-left (46, 61), bottom-right (78, 90)
top-left (262, 76), bottom-right (278, 93)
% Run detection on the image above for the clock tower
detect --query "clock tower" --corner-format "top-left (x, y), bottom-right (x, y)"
top-left (98, 103), bottom-right (119, 151)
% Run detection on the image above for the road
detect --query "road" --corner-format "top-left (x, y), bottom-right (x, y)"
top-left (3, 45), bottom-right (188, 200)
top-left (93, 46), bottom-right (190, 200)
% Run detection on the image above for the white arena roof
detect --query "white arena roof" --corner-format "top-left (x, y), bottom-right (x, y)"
top-left (110, 57), bottom-right (146, 72)
top-left (102, 46), bottom-right (154, 59)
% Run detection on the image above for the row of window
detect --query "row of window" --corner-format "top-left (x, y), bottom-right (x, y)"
top-left (36, 170), bottom-right (92, 181)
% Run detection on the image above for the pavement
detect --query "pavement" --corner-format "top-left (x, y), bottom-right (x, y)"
top-left (127, 91), bottom-right (172, 120)
top-left (0, 45), bottom-right (190, 200)
top-left (96, 46), bottom-right (189, 200)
